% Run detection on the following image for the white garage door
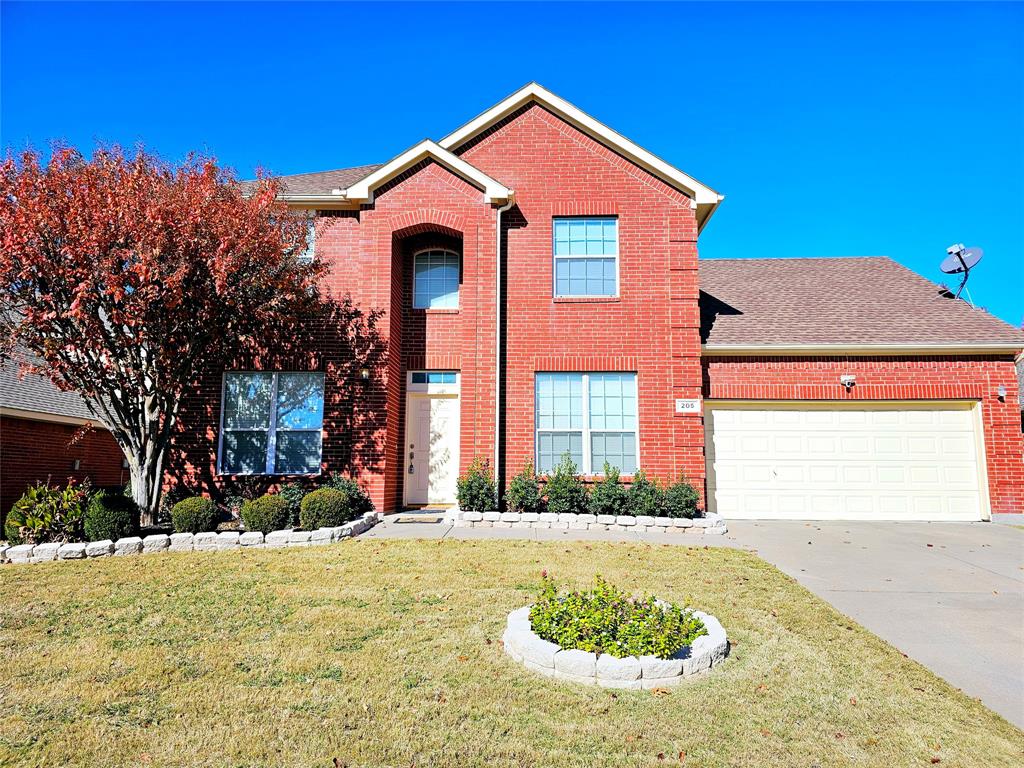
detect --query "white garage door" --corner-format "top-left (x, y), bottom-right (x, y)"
top-left (705, 403), bottom-right (987, 521)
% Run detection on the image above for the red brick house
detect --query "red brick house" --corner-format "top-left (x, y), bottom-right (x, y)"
top-left (167, 83), bottom-right (1024, 520)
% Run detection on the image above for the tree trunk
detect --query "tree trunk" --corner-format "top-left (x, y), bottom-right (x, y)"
top-left (128, 443), bottom-right (167, 528)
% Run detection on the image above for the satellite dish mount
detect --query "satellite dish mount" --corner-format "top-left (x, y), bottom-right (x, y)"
top-left (939, 244), bottom-right (983, 306)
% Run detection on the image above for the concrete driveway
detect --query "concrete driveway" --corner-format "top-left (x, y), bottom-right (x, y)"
top-left (728, 520), bottom-right (1024, 728)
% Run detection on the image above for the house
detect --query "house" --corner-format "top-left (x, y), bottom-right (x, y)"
top-left (167, 83), bottom-right (1024, 521)
top-left (0, 350), bottom-right (127, 522)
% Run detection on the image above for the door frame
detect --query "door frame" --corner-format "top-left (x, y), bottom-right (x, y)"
top-left (403, 371), bottom-right (461, 507)
top-left (703, 399), bottom-right (991, 521)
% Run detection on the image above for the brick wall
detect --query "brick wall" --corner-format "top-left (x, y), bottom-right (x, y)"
top-left (702, 355), bottom-right (1024, 514)
top-left (1, 415), bottom-right (127, 523)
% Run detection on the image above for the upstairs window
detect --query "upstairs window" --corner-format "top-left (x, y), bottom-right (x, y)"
top-left (553, 217), bottom-right (618, 297)
top-left (219, 372), bottom-right (325, 475)
top-left (413, 249), bottom-right (460, 309)
top-left (297, 213), bottom-right (316, 265)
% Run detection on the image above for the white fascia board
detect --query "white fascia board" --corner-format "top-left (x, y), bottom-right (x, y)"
top-left (343, 139), bottom-right (512, 205)
top-left (701, 343), bottom-right (1024, 357)
top-left (438, 82), bottom-right (724, 208)
top-left (0, 406), bottom-right (107, 428)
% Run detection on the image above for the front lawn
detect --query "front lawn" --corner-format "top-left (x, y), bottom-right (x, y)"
top-left (1, 540), bottom-right (1020, 767)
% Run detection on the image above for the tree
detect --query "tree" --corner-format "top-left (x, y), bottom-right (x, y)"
top-left (0, 146), bottom-right (322, 524)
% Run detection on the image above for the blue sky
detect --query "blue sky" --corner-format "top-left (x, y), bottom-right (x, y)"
top-left (3, 1), bottom-right (1021, 325)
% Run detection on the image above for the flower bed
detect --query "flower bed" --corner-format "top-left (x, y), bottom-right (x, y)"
top-left (454, 510), bottom-right (727, 535)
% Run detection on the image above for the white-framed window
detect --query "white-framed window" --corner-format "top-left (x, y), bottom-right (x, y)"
top-left (413, 249), bottom-right (460, 309)
top-left (535, 372), bottom-right (637, 475)
top-left (552, 217), bottom-right (618, 297)
top-left (297, 213), bottom-right (316, 265)
top-left (218, 372), bottom-right (325, 475)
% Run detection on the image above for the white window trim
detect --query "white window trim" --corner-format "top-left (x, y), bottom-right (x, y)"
top-left (407, 370), bottom-right (461, 395)
top-left (535, 372), bottom-right (639, 476)
top-left (217, 371), bottom-right (325, 476)
top-left (551, 217), bottom-right (620, 299)
top-left (412, 248), bottom-right (461, 310)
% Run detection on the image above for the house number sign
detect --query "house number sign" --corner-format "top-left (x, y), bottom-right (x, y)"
top-left (674, 398), bottom-right (702, 414)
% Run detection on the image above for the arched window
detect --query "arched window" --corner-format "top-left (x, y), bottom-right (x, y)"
top-left (413, 249), bottom-right (460, 309)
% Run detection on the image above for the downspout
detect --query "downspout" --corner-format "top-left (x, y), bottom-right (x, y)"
top-left (495, 193), bottom-right (515, 494)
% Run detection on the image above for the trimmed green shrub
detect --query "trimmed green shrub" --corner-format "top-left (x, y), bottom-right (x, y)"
top-left (529, 574), bottom-right (706, 659)
top-left (543, 453), bottom-right (588, 516)
top-left (241, 494), bottom-right (291, 534)
top-left (171, 496), bottom-right (218, 533)
top-left (85, 490), bottom-right (139, 541)
top-left (664, 475), bottom-right (701, 519)
top-left (324, 474), bottom-right (375, 517)
top-left (588, 464), bottom-right (631, 517)
top-left (299, 488), bottom-right (354, 529)
top-left (5, 481), bottom-right (89, 545)
top-left (456, 458), bottom-right (498, 512)
top-left (505, 460), bottom-right (544, 515)
top-left (277, 481), bottom-right (308, 527)
top-left (627, 470), bottom-right (666, 518)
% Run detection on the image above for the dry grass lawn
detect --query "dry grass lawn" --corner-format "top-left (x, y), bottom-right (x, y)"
top-left (1, 538), bottom-right (1021, 767)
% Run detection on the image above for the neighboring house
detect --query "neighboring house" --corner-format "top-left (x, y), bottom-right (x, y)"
top-left (167, 83), bottom-right (1024, 520)
top-left (0, 351), bottom-right (127, 522)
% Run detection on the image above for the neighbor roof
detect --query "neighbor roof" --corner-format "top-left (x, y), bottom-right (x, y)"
top-left (699, 257), bottom-right (1024, 351)
top-left (0, 350), bottom-right (101, 424)
top-left (240, 163), bottom-right (382, 197)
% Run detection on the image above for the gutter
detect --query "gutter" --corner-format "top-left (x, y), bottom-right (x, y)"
top-left (495, 193), bottom-right (516, 492)
top-left (701, 343), bottom-right (1024, 357)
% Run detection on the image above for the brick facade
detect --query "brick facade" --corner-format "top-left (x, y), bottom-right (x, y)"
top-left (1, 416), bottom-right (126, 522)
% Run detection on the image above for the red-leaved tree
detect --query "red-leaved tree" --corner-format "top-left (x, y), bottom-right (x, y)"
top-left (0, 147), bottom-right (322, 524)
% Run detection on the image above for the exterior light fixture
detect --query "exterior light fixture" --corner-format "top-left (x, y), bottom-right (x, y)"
top-left (359, 367), bottom-right (371, 381)
top-left (72, 459), bottom-right (81, 471)
top-left (839, 375), bottom-right (856, 392)
top-left (996, 385), bottom-right (1007, 402)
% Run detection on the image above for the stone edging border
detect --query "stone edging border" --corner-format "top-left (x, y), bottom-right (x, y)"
top-left (455, 510), bottom-right (727, 535)
top-left (503, 605), bottom-right (728, 689)
top-left (0, 512), bottom-right (382, 565)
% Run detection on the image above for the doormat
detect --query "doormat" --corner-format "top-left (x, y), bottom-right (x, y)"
top-left (393, 515), bottom-right (446, 524)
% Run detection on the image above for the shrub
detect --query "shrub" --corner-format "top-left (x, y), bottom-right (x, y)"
top-left (663, 475), bottom-right (702, 519)
top-left (240, 494), bottom-right (291, 534)
top-left (85, 490), bottom-right (139, 541)
top-left (277, 480), bottom-right (309, 527)
top-left (543, 453), bottom-right (588, 516)
top-left (171, 496), bottom-right (218, 533)
top-left (299, 488), bottom-right (355, 529)
top-left (529, 574), bottom-right (706, 659)
top-left (5, 481), bottom-right (89, 545)
top-left (627, 470), bottom-right (665, 518)
top-left (588, 464), bottom-right (631, 517)
top-left (324, 474), bottom-right (375, 517)
top-left (505, 460), bottom-right (544, 515)
top-left (456, 458), bottom-right (498, 512)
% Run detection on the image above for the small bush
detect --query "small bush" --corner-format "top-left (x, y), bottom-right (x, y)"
top-left (529, 574), bottom-right (706, 659)
top-left (299, 488), bottom-right (355, 529)
top-left (456, 458), bottom-right (498, 512)
top-left (505, 460), bottom-right (544, 515)
top-left (277, 480), bottom-right (309, 527)
top-left (171, 496), bottom-right (218, 533)
top-left (543, 453), bottom-right (588, 516)
top-left (5, 480), bottom-right (89, 545)
top-left (323, 474), bottom-right (375, 517)
top-left (664, 475), bottom-right (701, 519)
top-left (241, 494), bottom-right (291, 534)
top-left (627, 470), bottom-right (665, 518)
top-left (85, 490), bottom-right (139, 541)
top-left (588, 464), bottom-right (631, 517)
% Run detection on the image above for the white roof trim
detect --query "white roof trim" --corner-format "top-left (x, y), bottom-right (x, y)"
top-left (702, 343), bottom-right (1024, 357)
top-left (343, 140), bottom-right (512, 205)
top-left (0, 405), bottom-right (107, 428)
top-left (439, 82), bottom-right (724, 210)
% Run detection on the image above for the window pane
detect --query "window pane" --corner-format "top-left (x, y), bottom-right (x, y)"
top-left (537, 431), bottom-right (583, 474)
top-left (412, 372), bottom-right (427, 384)
top-left (277, 373), bottom-right (324, 429)
top-left (223, 373), bottom-right (272, 429)
top-left (591, 432), bottom-right (637, 474)
top-left (413, 250), bottom-right (460, 309)
top-left (222, 431), bottom-right (268, 474)
top-left (297, 217), bottom-right (316, 264)
top-left (589, 373), bottom-right (636, 430)
top-left (274, 431), bottom-right (322, 474)
top-left (553, 256), bottom-right (616, 296)
top-left (536, 373), bottom-right (582, 430)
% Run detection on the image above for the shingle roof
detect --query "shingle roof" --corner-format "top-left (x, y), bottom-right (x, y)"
top-left (0, 351), bottom-right (98, 422)
top-left (240, 163), bottom-right (382, 196)
top-left (699, 257), bottom-right (1024, 348)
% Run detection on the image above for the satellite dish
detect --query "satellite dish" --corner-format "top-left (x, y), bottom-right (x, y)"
top-left (939, 244), bottom-right (983, 304)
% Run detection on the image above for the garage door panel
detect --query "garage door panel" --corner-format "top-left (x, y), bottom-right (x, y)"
top-left (705, 404), bottom-right (985, 521)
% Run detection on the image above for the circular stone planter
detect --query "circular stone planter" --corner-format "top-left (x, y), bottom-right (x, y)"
top-left (502, 606), bottom-right (728, 689)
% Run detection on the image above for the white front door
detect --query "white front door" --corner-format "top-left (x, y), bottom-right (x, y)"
top-left (705, 402), bottom-right (988, 521)
top-left (404, 372), bottom-right (460, 506)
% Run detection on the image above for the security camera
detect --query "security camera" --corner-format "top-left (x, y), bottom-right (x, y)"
top-left (840, 375), bottom-right (856, 391)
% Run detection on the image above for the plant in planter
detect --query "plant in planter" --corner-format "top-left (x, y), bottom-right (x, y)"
top-left (505, 460), bottom-right (544, 514)
top-left (588, 464), bottom-right (631, 517)
top-left (456, 458), bottom-right (498, 512)
top-left (664, 475), bottom-right (701, 519)
top-left (543, 453), bottom-right (588, 516)
top-left (529, 574), bottom-right (706, 659)
top-left (240, 494), bottom-right (291, 534)
top-left (627, 470), bottom-right (666, 518)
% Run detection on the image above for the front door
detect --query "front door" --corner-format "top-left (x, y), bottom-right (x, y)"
top-left (404, 372), bottom-right (460, 506)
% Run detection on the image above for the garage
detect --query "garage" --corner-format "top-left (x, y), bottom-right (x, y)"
top-left (704, 402), bottom-right (988, 521)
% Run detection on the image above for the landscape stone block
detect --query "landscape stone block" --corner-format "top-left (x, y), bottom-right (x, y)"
top-left (58, 542), bottom-right (88, 560)
top-left (113, 537), bottom-right (143, 556)
top-left (168, 533), bottom-right (194, 552)
top-left (193, 532), bottom-right (219, 551)
top-left (240, 531), bottom-right (264, 547)
top-left (31, 543), bottom-right (60, 562)
top-left (86, 540), bottom-right (114, 557)
top-left (142, 534), bottom-right (170, 553)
